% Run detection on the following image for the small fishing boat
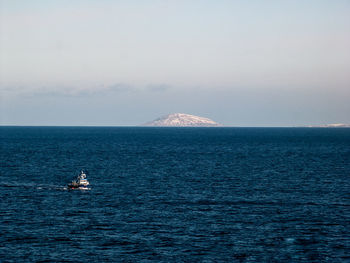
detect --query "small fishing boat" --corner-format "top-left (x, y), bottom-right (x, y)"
top-left (68, 170), bottom-right (90, 190)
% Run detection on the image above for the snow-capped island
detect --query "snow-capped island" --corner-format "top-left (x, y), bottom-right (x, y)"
top-left (142, 113), bottom-right (222, 127)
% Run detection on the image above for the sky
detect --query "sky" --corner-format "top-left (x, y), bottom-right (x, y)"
top-left (1, 0), bottom-right (349, 126)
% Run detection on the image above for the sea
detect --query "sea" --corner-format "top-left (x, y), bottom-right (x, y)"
top-left (0, 127), bottom-right (349, 262)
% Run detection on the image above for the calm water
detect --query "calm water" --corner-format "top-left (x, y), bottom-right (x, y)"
top-left (0, 127), bottom-right (349, 262)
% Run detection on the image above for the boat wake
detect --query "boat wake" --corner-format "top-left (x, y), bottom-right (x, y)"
top-left (0, 182), bottom-right (68, 191)
top-left (0, 170), bottom-right (91, 191)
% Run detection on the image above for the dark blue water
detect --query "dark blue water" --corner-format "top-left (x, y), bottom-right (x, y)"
top-left (1, 127), bottom-right (349, 262)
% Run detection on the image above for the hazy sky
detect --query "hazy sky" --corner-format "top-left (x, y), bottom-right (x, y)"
top-left (1, 0), bottom-right (349, 126)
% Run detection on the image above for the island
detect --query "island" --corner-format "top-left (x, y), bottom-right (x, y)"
top-left (142, 113), bottom-right (222, 127)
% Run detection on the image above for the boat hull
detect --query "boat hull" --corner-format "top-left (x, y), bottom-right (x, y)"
top-left (67, 184), bottom-right (90, 190)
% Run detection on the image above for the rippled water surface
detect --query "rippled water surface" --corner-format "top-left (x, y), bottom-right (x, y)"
top-left (0, 127), bottom-right (349, 262)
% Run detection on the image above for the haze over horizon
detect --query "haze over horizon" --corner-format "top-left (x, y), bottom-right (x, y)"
top-left (1, 0), bottom-right (349, 126)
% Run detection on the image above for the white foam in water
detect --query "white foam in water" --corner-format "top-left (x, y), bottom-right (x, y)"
top-left (285, 238), bottom-right (296, 243)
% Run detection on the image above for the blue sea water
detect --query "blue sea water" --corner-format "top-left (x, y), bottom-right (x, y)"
top-left (0, 127), bottom-right (349, 262)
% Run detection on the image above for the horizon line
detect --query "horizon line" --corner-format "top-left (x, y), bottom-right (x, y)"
top-left (1, 125), bottom-right (349, 128)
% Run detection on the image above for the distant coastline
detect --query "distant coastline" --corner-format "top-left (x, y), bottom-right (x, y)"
top-left (305, 123), bottom-right (350, 128)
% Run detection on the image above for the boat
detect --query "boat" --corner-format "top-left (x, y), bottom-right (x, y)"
top-left (68, 170), bottom-right (90, 190)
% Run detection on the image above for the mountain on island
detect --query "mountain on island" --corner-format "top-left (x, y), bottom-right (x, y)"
top-left (142, 113), bottom-right (222, 127)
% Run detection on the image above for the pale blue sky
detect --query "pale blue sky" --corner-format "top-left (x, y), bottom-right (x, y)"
top-left (1, 0), bottom-right (349, 126)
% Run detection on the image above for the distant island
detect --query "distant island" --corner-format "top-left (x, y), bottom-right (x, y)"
top-left (307, 123), bottom-right (350, 128)
top-left (141, 115), bottom-right (349, 127)
top-left (142, 113), bottom-right (222, 127)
